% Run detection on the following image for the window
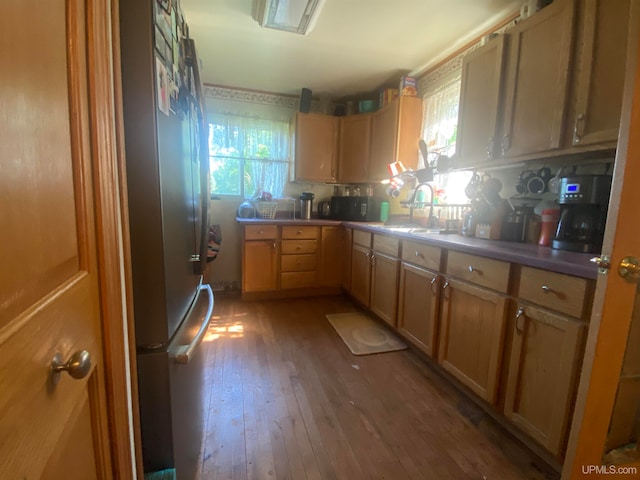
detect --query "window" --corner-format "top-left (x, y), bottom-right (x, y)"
top-left (421, 75), bottom-right (472, 205)
top-left (208, 112), bottom-right (291, 198)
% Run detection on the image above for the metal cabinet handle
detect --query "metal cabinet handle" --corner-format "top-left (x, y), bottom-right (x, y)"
top-left (541, 285), bottom-right (553, 294)
top-left (486, 136), bottom-right (494, 159)
top-left (573, 113), bottom-right (585, 144)
top-left (50, 350), bottom-right (92, 385)
top-left (515, 307), bottom-right (525, 334)
top-left (430, 276), bottom-right (438, 295)
top-left (296, 230), bottom-right (303, 234)
top-left (501, 133), bottom-right (511, 155)
top-left (415, 250), bottom-right (424, 258)
top-left (273, 242), bottom-right (277, 250)
top-left (189, 254), bottom-right (200, 262)
top-left (468, 265), bottom-right (478, 273)
top-left (259, 230), bottom-right (264, 235)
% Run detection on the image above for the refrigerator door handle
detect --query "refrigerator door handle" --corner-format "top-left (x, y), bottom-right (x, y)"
top-left (172, 284), bottom-right (214, 364)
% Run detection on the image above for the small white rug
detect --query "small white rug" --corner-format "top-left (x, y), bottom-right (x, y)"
top-left (326, 312), bottom-right (407, 355)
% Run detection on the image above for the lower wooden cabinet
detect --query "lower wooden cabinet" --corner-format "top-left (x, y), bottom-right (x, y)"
top-left (437, 278), bottom-right (508, 405)
top-left (319, 226), bottom-right (344, 287)
top-left (242, 239), bottom-right (278, 292)
top-left (503, 304), bottom-right (586, 458)
top-left (397, 263), bottom-right (440, 357)
top-left (370, 252), bottom-right (400, 327)
top-left (350, 243), bottom-right (372, 307)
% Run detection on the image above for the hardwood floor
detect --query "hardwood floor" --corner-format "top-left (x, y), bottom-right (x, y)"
top-left (197, 295), bottom-right (559, 480)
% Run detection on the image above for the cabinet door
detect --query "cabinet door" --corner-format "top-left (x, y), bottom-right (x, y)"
top-left (368, 97), bottom-right (422, 182)
top-left (397, 263), bottom-right (439, 357)
top-left (339, 114), bottom-right (371, 183)
top-left (342, 228), bottom-right (353, 291)
top-left (294, 113), bottom-right (339, 182)
top-left (456, 35), bottom-right (506, 166)
top-left (504, 304), bottom-right (586, 457)
top-left (370, 252), bottom-right (400, 327)
top-left (350, 244), bottom-right (372, 307)
top-left (500, 0), bottom-right (575, 158)
top-left (243, 240), bottom-right (278, 292)
top-left (571, 0), bottom-right (631, 147)
top-left (438, 278), bottom-right (508, 405)
top-left (319, 226), bottom-right (344, 287)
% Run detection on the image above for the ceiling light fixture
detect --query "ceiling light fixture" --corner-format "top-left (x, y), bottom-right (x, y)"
top-left (252, 0), bottom-right (326, 35)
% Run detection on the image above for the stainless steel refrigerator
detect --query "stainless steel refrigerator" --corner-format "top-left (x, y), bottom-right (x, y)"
top-left (119, 1), bottom-right (213, 478)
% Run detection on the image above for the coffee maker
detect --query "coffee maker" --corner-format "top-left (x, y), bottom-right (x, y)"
top-left (552, 175), bottom-right (611, 253)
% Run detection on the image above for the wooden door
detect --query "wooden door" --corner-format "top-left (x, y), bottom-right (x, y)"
top-left (243, 241), bottom-right (278, 292)
top-left (500, 0), bottom-right (575, 158)
top-left (437, 278), bottom-right (508, 405)
top-left (0, 0), bottom-right (119, 478)
top-left (397, 263), bottom-right (440, 357)
top-left (563, 5), bottom-right (640, 476)
top-left (294, 113), bottom-right (339, 183)
top-left (370, 252), bottom-right (400, 327)
top-left (571, 0), bottom-right (631, 147)
top-left (456, 35), bottom-right (506, 166)
top-left (350, 244), bottom-right (372, 308)
top-left (338, 114), bottom-right (372, 183)
top-left (504, 305), bottom-right (586, 458)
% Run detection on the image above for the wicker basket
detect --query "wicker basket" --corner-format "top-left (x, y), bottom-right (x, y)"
top-left (254, 201), bottom-right (278, 219)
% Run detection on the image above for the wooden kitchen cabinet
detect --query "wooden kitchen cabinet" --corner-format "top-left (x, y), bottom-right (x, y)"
top-left (280, 226), bottom-right (319, 289)
top-left (398, 263), bottom-right (440, 357)
top-left (369, 96), bottom-right (423, 182)
top-left (398, 240), bottom-right (443, 356)
top-left (338, 114), bottom-right (372, 183)
top-left (499, 0), bottom-right (575, 159)
top-left (242, 225), bottom-right (278, 292)
top-left (319, 226), bottom-right (344, 287)
top-left (570, 0), bottom-right (631, 147)
top-left (350, 229), bottom-right (373, 306)
top-left (369, 234), bottom-right (401, 326)
top-left (438, 277), bottom-right (508, 405)
top-left (456, 35), bottom-right (507, 167)
top-left (294, 113), bottom-right (339, 182)
top-left (503, 304), bottom-right (586, 458)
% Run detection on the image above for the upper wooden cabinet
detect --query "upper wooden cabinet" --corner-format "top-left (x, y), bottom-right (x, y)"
top-left (338, 114), bottom-right (372, 183)
top-left (570, 0), bottom-right (631, 147)
top-left (369, 96), bottom-right (423, 182)
top-left (456, 35), bottom-right (507, 166)
top-left (499, 0), bottom-right (575, 159)
top-left (294, 113), bottom-right (339, 183)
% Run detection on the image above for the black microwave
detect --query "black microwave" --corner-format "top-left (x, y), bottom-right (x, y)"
top-left (330, 196), bottom-right (379, 222)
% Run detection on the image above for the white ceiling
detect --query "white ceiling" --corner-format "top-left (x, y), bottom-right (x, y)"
top-left (181, 0), bottom-right (521, 99)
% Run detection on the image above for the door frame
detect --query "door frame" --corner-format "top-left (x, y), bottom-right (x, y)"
top-left (563, 4), bottom-right (640, 477)
top-left (89, 0), bottom-right (141, 478)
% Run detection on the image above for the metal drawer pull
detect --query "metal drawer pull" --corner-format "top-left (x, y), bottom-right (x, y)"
top-left (541, 285), bottom-right (553, 293)
top-left (296, 230), bottom-right (303, 234)
top-left (468, 265), bottom-right (478, 273)
top-left (442, 281), bottom-right (449, 290)
top-left (415, 250), bottom-right (424, 258)
top-left (259, 230), bottom-right (264, 235)
top-left (515, 307), bottom-right (525, 334)
top-left (50, 350), bottom-right (92, 385)
top-left (430, 276), bottom-right (438, 295)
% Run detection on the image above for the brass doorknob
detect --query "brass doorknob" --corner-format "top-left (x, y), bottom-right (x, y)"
top-left (50, 350), bottom-right (92, 385)
top-left (619, 257), bottom-right (640, 281)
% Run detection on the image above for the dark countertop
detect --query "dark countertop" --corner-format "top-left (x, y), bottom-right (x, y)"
top-left (236, 217), bottom-right (599, 279)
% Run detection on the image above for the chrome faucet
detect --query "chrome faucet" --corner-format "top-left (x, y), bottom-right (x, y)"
top-left (408, 182), bottom-right (435, 227)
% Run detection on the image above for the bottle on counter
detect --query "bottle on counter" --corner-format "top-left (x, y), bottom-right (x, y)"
top-left (538, 208), bottom-right (560, 246)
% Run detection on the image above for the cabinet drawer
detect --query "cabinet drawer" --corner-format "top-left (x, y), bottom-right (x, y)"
top-left (401, 240), bottom-right (441, 271)
top-left (281, 239), bottom-right (318, 254)
top-left (373, 234), bottom-right (399, 257)
top-left (281, 271), bottom-right (317, 289)
top-left (517, 266), bottom-right (588, 318)
top-left (353, 229), bottom-right (372, 248)
top-left (281, 254), bottom-right (317, 272)
top-left (245, 224), bottom-right (278, 240)
top-left (282, 226), bottom-right (319, 240)
top-left (446, 251), bottom-right (510, 293)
